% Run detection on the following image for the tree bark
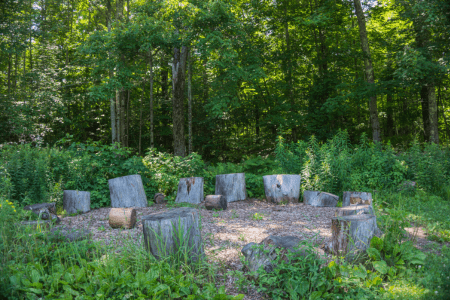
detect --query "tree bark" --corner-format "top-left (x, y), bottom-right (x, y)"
top-left (109, 208), bottom-right (136, 229)
top-left (172, 45), bottom-right (188, 157)
top-left (188, 49), bottom-right (193, 154)
top-left (342, 191), bottom-right (372, 207)
top-left (63, 190), bottom-right (91, 214)
top-left (107, 0), bottom-right (117, 143)
top-left (149, 49), bottom-right (154, 148)
top-left (175, 177), bottom-right (204, 204)
top-left (303, 191), bottom-right (339, 207)
top-left (263, 175), bottom-right (301, 204)
top-left (108, 175), bottom-right (148, 208)
top-left (353, 0), bottom-right (381, 142)
top-left (215, 173), bottom-right (247, 202)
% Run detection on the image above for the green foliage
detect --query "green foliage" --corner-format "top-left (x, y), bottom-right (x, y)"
top-left (276, 131), bottom-right (450, 198)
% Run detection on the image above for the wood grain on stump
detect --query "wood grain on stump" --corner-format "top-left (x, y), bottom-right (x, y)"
top-left (303, 190), bottom-right (339, 207)
top-left (263, 175), bottom-right (301, 204)
top-left (215, 173), bottom-right (246, 202)
top-left (175, 177), bottom-right (204, 204)
top-left (342, 191), bottom-right (372, 207)
top-left (331, 214), bottom-right (377, 260)
top-left (108, 175), bottom-right (147, 208)
top-left (204, 195), bottom-right (227, 210)
top-left (142, 207), bottom-right (204, 262)
top-left (109, 208), bottom-right (137, 229)
top-left (63, 190), bottom-right (91, 214)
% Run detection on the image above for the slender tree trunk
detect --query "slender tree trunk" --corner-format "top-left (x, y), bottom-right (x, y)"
top-left (284, 2), bottom-right (296, 142)
top-left (149, 50), bottom-right (154, 149)
top-left (438, 85), bottom-right (450, 141)
top-left (107, 0), bottom-right (117, 143)
top-left (7, 53), bottom-right (11, 95)
top-left (127, 90), bottom-right (130, 147)
top-left (353, 0), bottom-right (381, 142)
top-left (172, 45), bottom-right (188, 157)
top-left (188, 49), bottom-right (193, 154)
top-left (139, 78), bottom-right (144, 156)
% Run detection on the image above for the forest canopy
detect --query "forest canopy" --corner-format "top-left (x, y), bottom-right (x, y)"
top-left (1, 0), bottom-right (449, 160)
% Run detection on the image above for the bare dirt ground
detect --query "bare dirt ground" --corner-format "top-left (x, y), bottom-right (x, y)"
top-left (56, 199), bottom-right (448, 299)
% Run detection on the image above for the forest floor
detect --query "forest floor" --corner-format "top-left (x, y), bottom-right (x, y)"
top-left (57, 200), bottom-right (447, 299)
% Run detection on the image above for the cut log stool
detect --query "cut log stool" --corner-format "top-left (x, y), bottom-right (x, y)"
top-left (205, 195), bottom-right (227, 210)
top-left (263, 175), bottom-right (301, 204)
top-left (142, 207), bottom-right (204, 262)
top-left (108, 175), bottom-right (147, 208)
top-left (303, 191), bottom-right (339, 207)
top-left (175, 177), bottom-right (204, 204)
top-left (154, 193), bottom-right (165, 204)
top-left (335, 204), bottom-right (374, 217)
top-left (215, 173), bottom-right (247, 202)
top-left (331, 214), bottom-right (377, 260)
top-left (63, 190), bottom-right (91, 214)
top-left (109, 208), bottom-right (137, 229)
top-left (342, 191), bottom-right (372, 207)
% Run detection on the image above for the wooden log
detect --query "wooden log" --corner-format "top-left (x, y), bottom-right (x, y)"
top-left (142, 207), bottom-right (204, 262)
top-left (303, 190), bottom-right (338, 207)
top-left (175, 177), bottom-right (204, 204)
top-left (108, 175), bottom-right (147, 208)
top-left (342, 191), bottom-right (372, 207)
top-left (263, 175), bottom-right (301, 204)
top-left (215, 173), bottom-right (247, 202)
top-left (109, 208), bottom-right (137, 229)
top-left (63, 190), bottom-right (91, 214)
top-left (335, 204), bottom-right (374, 217)
top-left (331, 214), bottom-right (377, 259)
top-left (154, 193), bottom-right (165, 204)
top-left (204, 195), bottom-right (227, 210)
top-left (24, 203), bottom-right (56, 215)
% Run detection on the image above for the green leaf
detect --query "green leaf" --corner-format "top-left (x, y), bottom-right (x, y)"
top-left (372, 260), bottom-right (389, 275)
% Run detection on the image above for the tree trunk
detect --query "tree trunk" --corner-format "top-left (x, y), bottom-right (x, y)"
top-left (63, 190), bottom-right (91, 214)
top-left (172, 45), bottom-right (188, 157)
top-left (283, 2), bottom-right (296, 142)
top-left (174, 177), bottom-right (204, 204)
top-left (263, 175), bottom-right (301, 204)
top-left (142, 207), bottom-right (204, 262)
top-left (107, 0), bottom-right (117, 143)
top-left (331, 214), bottom-right (377, 260)
top-left (421, 85), bottom-right (439, 143)
top-left (149, 50), bottom-right (154, 148)
top-left (108, 175), bottom-right (148, 208)
top-left (139, 78), bottom-right (144, 156)
top-left (188, 49), bottom-right (193, 154)
top-left (215, 173), bottom-right (247, 202)
top-left (353, 0), bottom-right (381, 142)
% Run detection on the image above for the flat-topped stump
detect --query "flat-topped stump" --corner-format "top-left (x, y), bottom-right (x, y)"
top-left (303, 191), bottom-right (339, 207)
top-left (342, 191), bottom-right (372, 207)
top-left (175, 177), bottom-right (204, 204)
top-left (263, 175), bottom-right (301, 204)
top-left (108, 175), bottom-right (147, 208)
top-left (215, 173), bottom-right (247, 202)
top-left (142, 207), bottom-right (204, 262)
top-left (63, 190), bottom-right (91, 214)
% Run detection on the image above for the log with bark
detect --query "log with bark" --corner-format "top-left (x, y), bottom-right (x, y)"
top-left (215, 173), bottom-right (246, 202)
top-left (108, 175), bottom-right (147, 208)
top-left (109, 208), bottom-right (137, 229)
top-left (204, 195), bottom-right (227, 211)
top-left (303, 190), bottom-right (339, 207)
top-left (63, 190), bottom-right (91, 214)
top-left (331, 214), bottom-right (377, 260)
top-left (142, 207), bottom-right (204, 262)
top-left (342, 191), bottom-right (372, 207)
top-left (263, 175), bottom-right (300, 204)
top-left (335, 204), bottom-right (374, 217)
top-left (175, 177), bottom-right (204, 204)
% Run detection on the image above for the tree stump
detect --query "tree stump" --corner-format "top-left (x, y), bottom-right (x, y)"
top-left (63, 190), bottom-right (91, 214)
top-left (142, 207), bottom-right (204, 262)
top-left (175, 177), bottom-right (204, 204)
top-left (215, 173), bottom-right (246, 202)
top-left (331, 214), bottom-right (377, 259)
top-left (335, 204), bottom-right (374, 217)
top-left (263, 175), bottom-right (301, 204)
top-left (342, 191), bottom-right (372, 207)
top-left (108, 175), bottom-right (147, 208)
top-left (109, 208), bottom-right (137, 229)
top-left (303, 191), bottom-right (339, 207)
top-left (204, 195), bottom-right (227, 210)
top-left (24, 203), bottom-right (56, 215)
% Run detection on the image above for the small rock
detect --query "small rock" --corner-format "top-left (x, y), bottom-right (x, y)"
top-left (154, 193), bottom-right (165, 204)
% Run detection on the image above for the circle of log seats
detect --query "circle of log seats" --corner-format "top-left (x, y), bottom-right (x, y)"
top-left (215, 173), bottom-right (247, 202)
top-left (175, 177), bottom-right (204, 204)
top-left (342, 191), bottom-right (372, 207)
top-left (142, 207), bottom-right (204, 262)
top-left (109, 208), bottom-right (137, 229)
top-left (63, 190), bottom-right (91, 214)
top-left (303, 190), bottom-right (338, 207)
top-left (204, 195), bottom-right (227, 210)
top-left (335, 204), bottom-right (374, 217)
top-left (263, 175), bottom-right (301, 204)
top-left (108, 175), bottom-right (147, 208)
top-left (331, 214), bottom-right (377, 259)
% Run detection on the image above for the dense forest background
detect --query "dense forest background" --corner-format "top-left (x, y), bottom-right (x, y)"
top-left (1, 0), bottom-right (449, 161)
